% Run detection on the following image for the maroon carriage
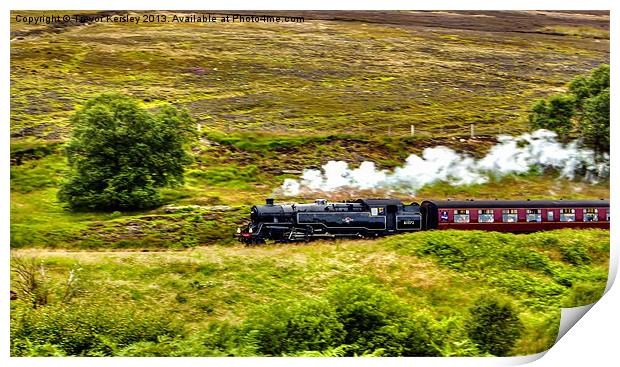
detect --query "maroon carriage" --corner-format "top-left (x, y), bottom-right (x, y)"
top-left (420, 199), bottom-right (610, 232)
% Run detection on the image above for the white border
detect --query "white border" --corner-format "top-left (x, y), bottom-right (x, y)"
top-left (3, 1), bottom-right (617, 367)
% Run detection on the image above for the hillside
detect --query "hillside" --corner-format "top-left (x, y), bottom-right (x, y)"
top-left (11, 10), bottom-right (609, 139)
top-left (10, 10), bottom-right (610, 249)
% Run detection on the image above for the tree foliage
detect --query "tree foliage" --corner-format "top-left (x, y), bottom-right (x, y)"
top-left (528, 64), bottom-right (609, 153)
top-left (580, 87), bottom-right (610, 153)
top-left (529, 94), bottom-right (575, 142)
top-left (58, 94), bottom-right (196, 210)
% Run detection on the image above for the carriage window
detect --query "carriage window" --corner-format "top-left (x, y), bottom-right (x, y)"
top-left (371, 208), bottom-right (378, 216)
top-left (560, 209), bottom-right (575, 222)
top-left (607, 209), bottom-right (610, 221)
top-left (583, 208), bottom-right (598, 222)
top-left (502, 209), bottom-right (518, 223)
top-left (526, 209), bottom-right (542, 222)
top-left (547, 211), bottom-right (554, 221)
top-left (478, 209), bottom-right (494, 223)
top-left (454, 210), bottom-right (470, 223)
top-left (440, 211), bottom-right (449, 222)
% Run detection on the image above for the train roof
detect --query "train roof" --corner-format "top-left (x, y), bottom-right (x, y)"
top-left (355, 199), bottom-right (404, 207)
top-left (424, 200), bottom-right (609, 209)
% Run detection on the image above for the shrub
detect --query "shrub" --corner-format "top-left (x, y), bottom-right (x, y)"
top-left (416, 237), bottom-right (468, 270)
top-left (467, 295), bottom-right (523, 356)
top-left (560, 243), bottom-right (592, 265)
top-left (563, 283), bottom-right (605, 307)
top-left (117, 335), bottom-right (219, 357)
top-left (10, 301), bottom-right (180, 356)
top-left (241, 298), bottom-right (344, 355)
top-left (326, 280), bottom-right (439, 356)
top-left (428, 315), bottom-right (482, 356)
top-left (529, 94), bottom-right (575, 142)
top-left (11, 257), bottom-right (50, 309)
top-left (528, 64), bottom-right (609, 153)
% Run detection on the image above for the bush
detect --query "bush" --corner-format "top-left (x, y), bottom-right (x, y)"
top-left (241, 298), bottom-right (344, 355)
top-left (417, 238), bottom-right (468, 270)
top-left (560, 244), bottom-right (592, 265)
top-left (10, 301), bottom-right (180, 356)
top-left (326, 280), bottom-right (439, 356)
top-left (529, 94), bottom-right (575, 141)
top-left (563, 282), bottom-right (605, 307)
top-left (467, 295), bottom-right (523, 356)
top-left (428, 315), bottom-right (482, 356)
top-left (240, 281), bottom-right (442, 357)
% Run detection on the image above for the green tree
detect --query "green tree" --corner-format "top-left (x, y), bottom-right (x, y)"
top-left (528, 94), bottom-right (575, 142)
top-left (58, 94), bottom-right (196, 211)
top-left (568, 64), bottom-right (610, 111)
top-left (581, 87), bottom-right (610, 154)
top-left (528, 64), bottom-right (609, 152)
top-left (467, 295), bottom-right (523, 356)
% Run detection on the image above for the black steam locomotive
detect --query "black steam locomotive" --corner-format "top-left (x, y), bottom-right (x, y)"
top-left (234, 198), bottom-right (609, 245)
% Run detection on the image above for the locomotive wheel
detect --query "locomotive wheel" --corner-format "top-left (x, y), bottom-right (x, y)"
top-left (246, 238), bottom-right (265, 246)
top-left (304, 225), bottom-right (313, 242)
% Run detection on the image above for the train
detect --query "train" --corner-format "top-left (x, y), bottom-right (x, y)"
top-left (234, 198), bottom-right (610, 245)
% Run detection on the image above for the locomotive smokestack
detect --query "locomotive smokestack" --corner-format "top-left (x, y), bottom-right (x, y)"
top-left (266, 198), bottom-right (274, 206)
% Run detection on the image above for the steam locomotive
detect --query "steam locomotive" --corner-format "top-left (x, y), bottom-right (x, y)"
top-left (234, 198), bottom-right (610, 245)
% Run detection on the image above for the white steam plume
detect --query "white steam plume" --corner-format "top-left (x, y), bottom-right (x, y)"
top-left (279, 130), bottom-right (609, 196)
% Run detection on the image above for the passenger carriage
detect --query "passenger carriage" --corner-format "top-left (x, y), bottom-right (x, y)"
top-left (420, 199), bottom-right (610, 232)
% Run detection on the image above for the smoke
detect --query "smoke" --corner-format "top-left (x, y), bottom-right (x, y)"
top-left (278, 130), bottom-right (609, 196)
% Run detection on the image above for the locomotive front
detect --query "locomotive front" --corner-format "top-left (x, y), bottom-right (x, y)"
top-left (234, 198), bottom-right (296, 244)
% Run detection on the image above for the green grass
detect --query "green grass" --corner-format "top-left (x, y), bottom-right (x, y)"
top-left (540, 25), bottom-right (610, 39)
top-left (10, 229), bottom-right (609, 356)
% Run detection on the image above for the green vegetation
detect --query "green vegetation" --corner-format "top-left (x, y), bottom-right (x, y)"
top-left (539, 25), bottom-right (610, 39)
top-left (529, 64), bottom-right (610, 153)
top-left (57, 94), bottom-right (196, 210)
top-left (467, 295), bottom-right (523, 356)
top-left (10, 229), bottom-right (609, 356)
top-left (9, 10), bottom-right (610, 250)
top-left (529, 94), bottom-right (575, 142)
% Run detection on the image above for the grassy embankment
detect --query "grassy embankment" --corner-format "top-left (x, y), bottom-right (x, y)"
top-left (11, 229), bottom-right (609, 356)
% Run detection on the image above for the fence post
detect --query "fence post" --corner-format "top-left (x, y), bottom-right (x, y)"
top-left (410, 125), bottom-right (415, 137)
top-left (470, 123), bottom-right (475, 138)
top-left (388, 126), bottom-right (392, 136)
